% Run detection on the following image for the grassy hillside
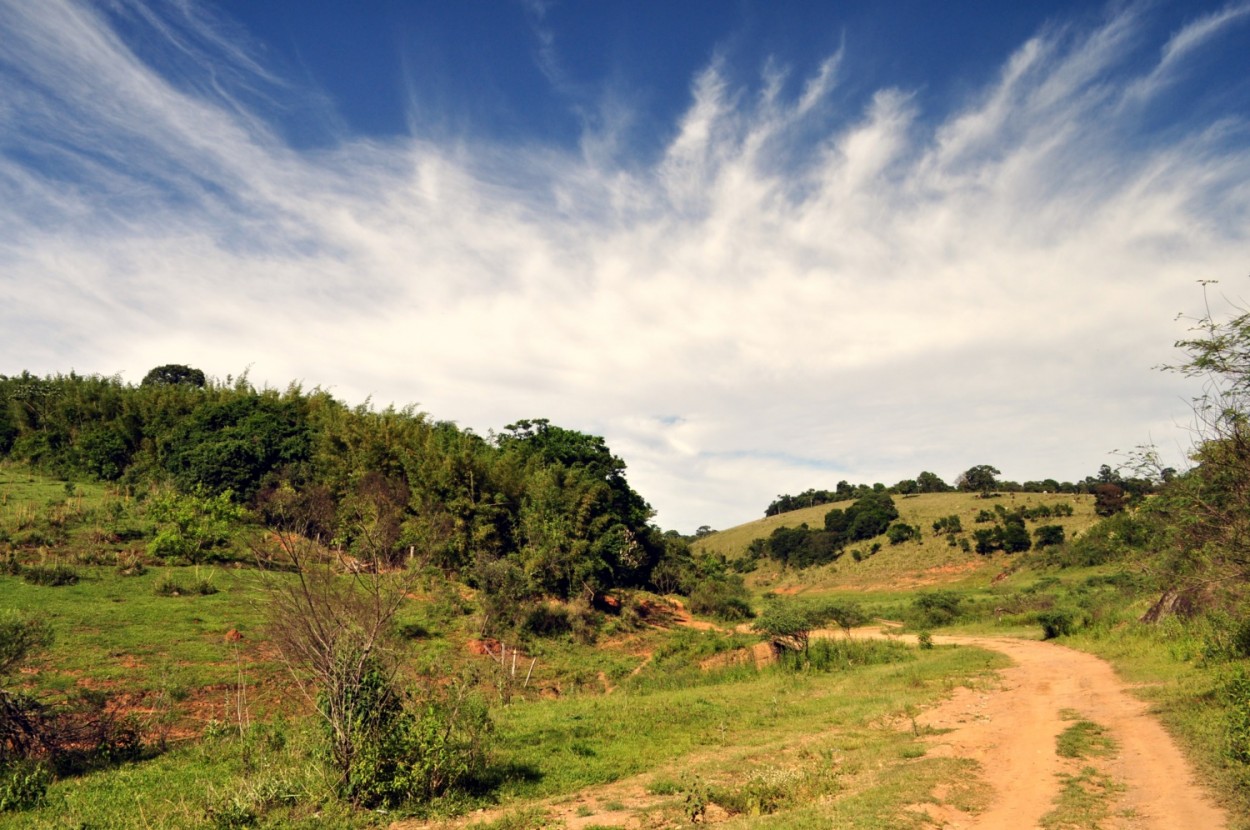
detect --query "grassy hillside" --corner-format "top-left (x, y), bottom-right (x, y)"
top-left (695, 491), bottom-right (1100, 592)
top-left (5, 461), bottom-right (1250, 828)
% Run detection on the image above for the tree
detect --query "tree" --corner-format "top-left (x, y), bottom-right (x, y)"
top-left (956, 464), bottom-right (1001, 495)
top-left (752, 601), bottom-right (817, 654)
top-left (140, 364), bottom-right (205, 388)
top-left (916, 471), bottom-right (950, 493)
top-left (1092, 483), bottom-right (1127, 517)
top-left (1034, 525), bottom-right (1065, 548)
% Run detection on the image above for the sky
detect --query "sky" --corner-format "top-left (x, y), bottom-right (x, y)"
top-left (2, 1), bottom-right (1249, 533)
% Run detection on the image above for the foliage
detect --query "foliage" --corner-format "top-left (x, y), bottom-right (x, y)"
top-left (0, 760), bottom-right (48, 813)
top-left (333, 665), bottom-right (492, 807)
top-left (146, 488), bottom-right (246, 562)
top-left (687, 572), bottom-right (753, 621)
top-left (1037, 609), bottom-right (1076, 639)
top-left (1034, 524), bottom-right (1066, 548)
top-left (886, 522), bottom-right (918, 545)
top-left (1223, 665), bottom-right (1250, 765)
top-left (912, 591), bottom-right (962, 627)
top-left (140, 364), bottom-right (206, 388)
top-left (956, 464), bottom-right (1000, 495)
top-left (19, 564), bottom-right (79, 587)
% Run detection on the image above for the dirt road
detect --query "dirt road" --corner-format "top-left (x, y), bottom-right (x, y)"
top-left (394, 629), bottom-right (1230, 830)
top-left (908, 632), bottom-right (1228, 829)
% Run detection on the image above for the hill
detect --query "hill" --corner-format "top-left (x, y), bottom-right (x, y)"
top-left (695, 490), bottom-right (1101, 592)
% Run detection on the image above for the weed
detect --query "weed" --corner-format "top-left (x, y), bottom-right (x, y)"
top-left (0, 761), bottom-right (50, 813)
top-left (1056, 717), bottom-right (1116, 759)
top-left (646, 777), bottom-right (681, 796)
top-left (1041, 765), bottom-right (1124, 829)
top-left (21, 563), bottom-right (79, 586)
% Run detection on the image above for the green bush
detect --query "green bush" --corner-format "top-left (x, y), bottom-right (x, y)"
top-left (688, 575), bottom-right (754, 621)
top-left (1222, 665), bottom-right (1250, 764)
top-left (1037, 609), bottom-right (1076, 639)
top-left (913, 591), bottom-right (961, 627)
top-left (21, 563), bottom-right (79, 586)
top-left (333, 667), bottom-right (493, 808)
top-left (521, 604), bottom-right (572, 638)
top-left (0, 760), bottom-right (50, 813)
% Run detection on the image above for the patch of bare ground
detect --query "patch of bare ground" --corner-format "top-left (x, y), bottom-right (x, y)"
top-left (881, 628), bottom-right (1229, 829)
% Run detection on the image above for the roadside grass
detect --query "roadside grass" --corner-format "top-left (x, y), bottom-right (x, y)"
top-left (489, 644), bottom-right (1006, 808)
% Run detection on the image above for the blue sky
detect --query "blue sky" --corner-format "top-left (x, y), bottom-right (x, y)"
top-left (2, 1), bottom-right (1249, 532)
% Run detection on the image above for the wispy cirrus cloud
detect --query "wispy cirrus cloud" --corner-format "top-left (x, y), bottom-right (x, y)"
top-left (1, 0), bottom-right (1248, 530)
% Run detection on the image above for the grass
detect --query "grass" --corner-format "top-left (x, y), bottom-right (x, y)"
top-left (3, 462), bottom-right (1247, 828)
top-left (1056, 713), bottom-right (1117, 759)
top-left (1041, 765), bottom-right (1125, 830)
top-left (694, 491), bottom-right (1100, 595)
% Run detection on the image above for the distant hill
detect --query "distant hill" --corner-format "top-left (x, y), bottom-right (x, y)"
top-left (693, 491), bottom-right (1100, 593)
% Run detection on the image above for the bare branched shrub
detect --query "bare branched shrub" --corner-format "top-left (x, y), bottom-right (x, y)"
top-left (254, 520), bottom-right (413, 785)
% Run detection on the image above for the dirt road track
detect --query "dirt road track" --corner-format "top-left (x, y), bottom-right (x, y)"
top-left (392, 629), bottom-right (1231, 830)
top-left (912, 632), bottom-right (1228, 829)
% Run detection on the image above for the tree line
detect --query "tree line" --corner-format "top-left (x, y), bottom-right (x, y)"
top-left (764, 463), bottom-right (1163, 517)
top-left (0, 366), bottom-right (698, 607)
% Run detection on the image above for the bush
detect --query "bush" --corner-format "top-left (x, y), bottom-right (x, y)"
top-left (1037, 609), bottom-right (1076, 639)
top-left (886, 522), bottom-right (918, 545)
top-left (1222, 665), bottom-right (1250, 764)
top-left (334, 668), bottom-right (493, 807)
top-left (21, 564), bottom-right (79, 587)
top-left (521, 605), bottom-right (572, 638)
top-left (688, 575), bottom-right (753, 621)
top-left (913, 591), bottom-right (962, 627)
top-left (0, 760), bottom-right (49, 813)
top-left (1033, 525), bottom-right (1065, 548)
top-left (154, 575), bottom-right (185, 596)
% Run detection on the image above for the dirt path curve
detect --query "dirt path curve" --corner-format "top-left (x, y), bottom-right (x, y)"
top-left (903, 631), bottom-right (1228, 829)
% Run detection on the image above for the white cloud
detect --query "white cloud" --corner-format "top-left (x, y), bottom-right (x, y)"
top-left (1, 0), bottom-right (1248, 531)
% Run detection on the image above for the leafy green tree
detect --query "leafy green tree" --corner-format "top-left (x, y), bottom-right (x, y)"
top-left (972, 527), bottom-right (998, 554)
top-left (1034, 525), bottom-right (1065, 548)
top-left (957, 465), bottom-right (1001, 495)
top-left (752, 601), bottom-right (817, 654)
top-left (140, 364), bottom-right (205, 388)
top-left (162, 393), bottom-right (311, 502)
top-left (916, 471), bottom-right (951, 493)
top-left (1000, 518), bottom-right (1032, 553)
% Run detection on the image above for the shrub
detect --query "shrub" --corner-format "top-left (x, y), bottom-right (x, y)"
top-left (521, 605), bottom-right (572, 638)
top-left (1037, 609), bottom-right (1076, 639)
top-left (688, 575), bottom-right (754, 621)
top-left (21, 564), bottom-right (79, 587)
top-left (1034, 525), bottom-right (1066, 548)
top-left (913, 591), bottom-right (962, 627)
top-left (886, 522), bottom-right (918, 545)
top-left (0, 760), bottom-right (49, 813)
top-left (334, 667), bottom-right (493, 807)
top-left (154, 575), bottom-right (185, 596)
top-left (1222, 665), bottom-right (1250, 764)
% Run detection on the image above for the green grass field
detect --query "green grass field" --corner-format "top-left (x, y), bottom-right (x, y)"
top-left (3, 465), bottom-right (1249, 828)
